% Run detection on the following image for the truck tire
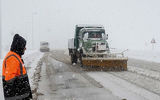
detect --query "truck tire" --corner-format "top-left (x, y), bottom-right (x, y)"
top-left (79, 53), bottom-right (83, 67)
top-left (71, 54), bottom-right (77, 64)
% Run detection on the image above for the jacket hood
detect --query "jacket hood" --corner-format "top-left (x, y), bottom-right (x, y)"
top-left (10, 34), bottom-right (26, 56)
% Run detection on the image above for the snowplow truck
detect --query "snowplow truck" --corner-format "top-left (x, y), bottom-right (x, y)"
top-left (68, 25), bottom-right (128, 71)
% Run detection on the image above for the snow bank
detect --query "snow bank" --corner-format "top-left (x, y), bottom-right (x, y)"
top-left (0, 59), bottom-right (3, 77)
top-left (126, 49), bottom-right (160, 63)
top-left (110, 48), bottom-right (160, 63)
top-left (23, 50), bottom-right (43, 84)
top-left (0, 59), bottom-right (4, 100)
top-left (23, 50), bottom-right (43, 99)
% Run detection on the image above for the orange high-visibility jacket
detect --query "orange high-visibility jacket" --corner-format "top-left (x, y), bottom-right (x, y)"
top-left (2, 51), bottom-right (27, 81)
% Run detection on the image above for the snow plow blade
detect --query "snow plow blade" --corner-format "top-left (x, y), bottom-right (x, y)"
top-left (82, 58), bottom-right (128, 71)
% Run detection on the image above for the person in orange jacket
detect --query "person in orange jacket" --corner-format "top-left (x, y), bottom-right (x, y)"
top-left (2, 34), bottom-right (32, 100)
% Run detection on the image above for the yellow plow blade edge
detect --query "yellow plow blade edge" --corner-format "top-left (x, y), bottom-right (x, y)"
top-left (82, 58), bottom-right (128, 71)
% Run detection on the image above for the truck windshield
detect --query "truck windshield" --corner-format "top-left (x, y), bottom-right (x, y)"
top-left (88, 32), bottom-right (102, 38)
top-left (41, 42), bottom-right (48, 45)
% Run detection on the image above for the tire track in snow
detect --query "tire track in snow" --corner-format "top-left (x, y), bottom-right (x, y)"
top-left (128, 66), bottom-right (160, 81)
top-left (109, 71), bottom-right (160, 97)
top-left (128, 58), bottom-right (160, 73)
top-left (88, 72), bottom-right (160, 100)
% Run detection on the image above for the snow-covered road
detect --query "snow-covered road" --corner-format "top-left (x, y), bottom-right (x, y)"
top-left (48, 50), bottom-right (160, 100)
top-left (1, 49), bottom-right (160, 100)
top-left (37, 53), bottom-right (120, 100)
top-left (88, 72), bottom-right (160, 100)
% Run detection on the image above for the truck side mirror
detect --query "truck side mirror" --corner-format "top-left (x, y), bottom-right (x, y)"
top-left (102, 33), bottom-right (108, 40)
top-left (106, 34), bottom-right (108, 40)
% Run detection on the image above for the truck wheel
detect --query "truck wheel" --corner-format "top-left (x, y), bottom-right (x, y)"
top-left (79, 54), bottom-right (83, 67)
top-left (73, 55), bottom-right (77, 64)
top-left (71, 55), bottom-right (77, 64)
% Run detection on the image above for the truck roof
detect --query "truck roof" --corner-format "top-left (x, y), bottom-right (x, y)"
top-left (81, 27), bottom-right (104, 30)
top-left (79, 28), bottom-right (105, 36)
top-left (80, 28), bottom-right (105, 33)
top-left (76, 24), bottom-right (104, 28)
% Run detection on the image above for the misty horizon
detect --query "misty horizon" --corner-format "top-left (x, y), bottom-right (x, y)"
top-left (1, 0), bottom-right (160, 51)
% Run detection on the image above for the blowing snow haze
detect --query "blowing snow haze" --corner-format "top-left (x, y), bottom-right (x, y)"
top-left (1, 0), bottom-right (160, 51)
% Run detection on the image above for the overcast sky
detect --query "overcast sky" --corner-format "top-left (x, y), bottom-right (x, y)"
top-left (1, 0), bottom-right (160, 51)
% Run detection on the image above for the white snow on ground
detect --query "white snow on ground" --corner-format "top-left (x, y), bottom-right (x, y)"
top-left (128, 66), bottom-right (160, 81)
top-left (86, 48), bottom-right (160, 100)
top-left (64, 50), bottom-right (69, 55)
top-left (23, 50), bottom-right (44, 90)
top-left (0, 59), bottom-right (4, 100)
top-left (126, 49), bottom-right (160, 63)
top-left (110, 47), bottom-right (160, 63)
top-left (0, 50), bottom-right (43, 100)
top-left (87, 72), bottom-right (160, 100)
top-left (0, 59), bottom-right (3, 77)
